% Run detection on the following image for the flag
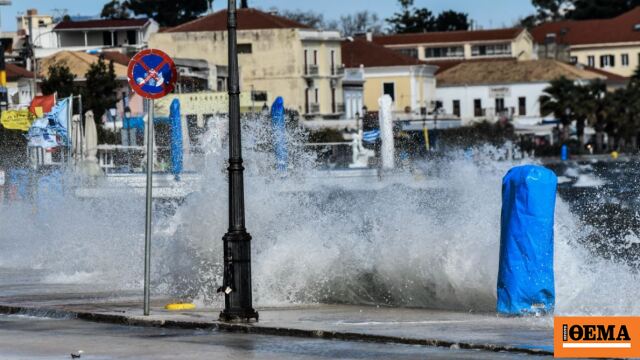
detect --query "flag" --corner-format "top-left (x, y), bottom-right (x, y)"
top-left (29, 95), bottom-right (55, 117)
top-left (362, 129), bottom-right (380, 143)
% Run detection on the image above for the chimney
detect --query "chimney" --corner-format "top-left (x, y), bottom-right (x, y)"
top-left (366, 32), bottom-right (373, 42)
top-left (26, 9), bottom-right (38, 16)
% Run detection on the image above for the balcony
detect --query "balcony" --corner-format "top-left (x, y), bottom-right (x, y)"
top-left (336, 103), bottom-right (345, 113)
top-left (331, 65), bottom-right (345, 76)
top-left (304, 64), bottom-right (319, 77)
top-left (308, 103), bottom-right (320, 114)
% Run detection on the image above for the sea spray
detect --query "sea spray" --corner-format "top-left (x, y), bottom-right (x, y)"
top-left (1, 114), bottom-right (640, 315)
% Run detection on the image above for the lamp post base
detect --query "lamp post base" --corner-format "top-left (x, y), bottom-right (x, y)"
top-left (219, 308), bottom-right (259, 322)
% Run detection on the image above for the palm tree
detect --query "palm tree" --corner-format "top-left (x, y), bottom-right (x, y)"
top-left (584, 80), bottom-right (609, 153)
top-left (539, 77), bottom-right (578, 142)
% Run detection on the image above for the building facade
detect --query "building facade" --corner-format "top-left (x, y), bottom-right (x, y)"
top-left (370, 28), bottom-right (535, 63)
top-left (532, 7), bottom-right (640, 77)
top-left (342, 39), bottom-right (438, 117)
top-left (435, 59), bottom-right (618, 128)
top-left (149, 8), bottom-right (343, 120)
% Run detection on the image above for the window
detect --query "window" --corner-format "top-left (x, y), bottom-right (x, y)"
top-left (518, 97), bottom-right (526, 116)
top-left (305, 88), bottom-right (309, 113)
top-left (570, 56), bottom-right (578, 64)
top-left (314, 88), bottom-right (319, 103)
top-left (304, 49), bottom-right (308, 74)
top-left (313, 50), bottom-right (318, 65)
top-left (587, 55), bottom-right (595, 67)
top-left (396, 48), bottom-right (418, 58)
top-left (237, 43), bottom-right (252, 54)
top-left (127, 30), bottom-right (137, 45)
top-left (474, 99), bottom-right (483, 117)
top-left (471, 43), bottom-right (511, 57)
top-left (453, 100), bottom-right (461, 117)
top-left (600, 54), bottom-right (615, 68)
top-left (425, 46), bottom-right (464, 58)
top-left (622, 53), bottom-right (629, 66)
top-left (383, 82), bottom-right (395, 101)
top-left (495, 98), bottom-right (505, 113)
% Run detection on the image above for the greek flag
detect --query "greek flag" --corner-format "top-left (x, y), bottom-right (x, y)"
top-left (362, 129), bottom-right (380, 143)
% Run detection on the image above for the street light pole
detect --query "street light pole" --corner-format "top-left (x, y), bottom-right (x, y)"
top-left (218, 0), bottom-right (258, 322)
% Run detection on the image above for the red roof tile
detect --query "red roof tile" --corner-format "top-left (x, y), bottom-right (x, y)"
top-left (6, 63), bottom-right (33, 81)
top-left (425, 57), bottom-right (514, 74)
top-left (165, 8), bottom-right (311, 33)
top-left (372, 28), bottom-right (525, 46)
top-left (342, 39), bottom-right (426, 68)
top-left (531, 7), bottom-right (640, 46)
top-left (54, 18), bottom-right (149, 30)
top-left (101, 51), bottom-right (132, 67)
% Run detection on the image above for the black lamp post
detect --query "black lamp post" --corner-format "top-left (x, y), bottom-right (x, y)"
top-left (218, 0), bottom-right (258, 322)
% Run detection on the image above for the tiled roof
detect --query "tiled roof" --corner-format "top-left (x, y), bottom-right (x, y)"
top-left (6, 63), bottom-right (33, 81)
top-left (54, 18), bottom-right (149, 31)
top-left (342, 39), bottom-right (425, 68)
top-left (425, 57), bottom-right (514, 74)
top-left (531, 7), bottom-right (640, 46)
top-left (436, 59), bottom-right (613, 86)
top-left (101, 51), bottom-right (132, 67)
top-left (164, 8), bottom-right (311, 33)
top-left (372, 28), bottom-right (525, 46)
top-left (38, 51), bottom-right (128, 79)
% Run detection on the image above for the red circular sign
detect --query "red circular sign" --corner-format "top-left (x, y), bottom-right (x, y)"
top-left (127, 49), bottom-right (177, 99)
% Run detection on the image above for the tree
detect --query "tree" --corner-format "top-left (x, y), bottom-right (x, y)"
top-left (434, 10), bottom-right (469, 31)
top-left (584, 80), bottom-right (609, 152)
top-left (335, 11), bottom-right (383, 36)
top-left (386, 0), bottom-right (470, 34)
top-left (531, 0), bottom-right (573, 22)
top-left (539, 77), bottom-right (579, 142)
top-left (123, 0), bottom-right (212, 27)
top-left (40, 62), bottom-right (76, 98)
top-left (277, 9), bottom-right (325, 29)
top-left (101, 0), bottom-right (131, 19)
top-left (566, 0), bottom-right (640, 20)
top-left (386, 0), bottom-right (435, 34)
top-left (83, 56), bottom-right (118, 143)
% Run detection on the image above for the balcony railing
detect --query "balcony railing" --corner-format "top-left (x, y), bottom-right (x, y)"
top-left (331, 65), bottom-right (345, 76)
top-left (336, 103), bottom-right (345, 113)
top-left (305, 64), bottom-right (319, 77)
top-left (309, 103), bottom-right (320, 114)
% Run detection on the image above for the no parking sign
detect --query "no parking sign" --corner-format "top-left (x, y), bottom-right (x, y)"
top-left (127, 49), bottom-right (177, 99)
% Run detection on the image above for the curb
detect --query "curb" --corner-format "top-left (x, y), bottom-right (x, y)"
top-left (0, 304), bottom-right (553, 356)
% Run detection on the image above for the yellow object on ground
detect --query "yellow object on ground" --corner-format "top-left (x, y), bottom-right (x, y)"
top-left (611, 151), bottom-right (619, 159)
top-left (164, 303), bottom-right (196, 311)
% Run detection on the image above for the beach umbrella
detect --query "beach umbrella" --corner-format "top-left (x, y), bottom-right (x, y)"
top-left (84, 111), bottom-right (98, 162)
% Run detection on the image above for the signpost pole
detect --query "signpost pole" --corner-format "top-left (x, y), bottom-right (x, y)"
top-left (127, 48), bottom-right (176, 317)
top-left (218, 0), bottom-right (258, 323)
top-left (143, 99), bottom-right (153, 316)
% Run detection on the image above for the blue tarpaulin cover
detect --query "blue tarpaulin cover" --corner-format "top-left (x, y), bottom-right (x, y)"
top-left (497, 165), bottom-right (557, 315)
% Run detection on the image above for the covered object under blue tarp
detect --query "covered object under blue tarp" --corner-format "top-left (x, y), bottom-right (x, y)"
top-left (497, 165), bottom-right (557, 315)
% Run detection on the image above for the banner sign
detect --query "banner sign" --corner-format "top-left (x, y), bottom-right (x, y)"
top-left (1, 110), bottom-right (35, 131)
top-left (555, 316), bottom-right (639, 358)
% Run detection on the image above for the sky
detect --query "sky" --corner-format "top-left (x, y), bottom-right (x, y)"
top-left (1, 0), bottom-right (536, 31)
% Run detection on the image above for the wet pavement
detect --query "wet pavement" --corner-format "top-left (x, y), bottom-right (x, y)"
top-left (0, 314), bottom-right (548, 359)
top-left (0, 276), bottom-right (554, 358)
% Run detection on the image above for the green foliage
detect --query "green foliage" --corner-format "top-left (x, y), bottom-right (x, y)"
top-left (40, 62), bottom-right (76, 98)
top-left (83, 56), bottom-right (118, 143)
top-left (335, 11), bottom-right (383, 36)
top-left (278, 9), bottom-right (325, 28)
top-left (123, 0), bottom-right (212, 27)
top-left (528, 0), bottom-right (640, 25)
top-left (101, 0), bottom-right (131, 19)
top-left (386, 0), bottom-right (468, 34)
